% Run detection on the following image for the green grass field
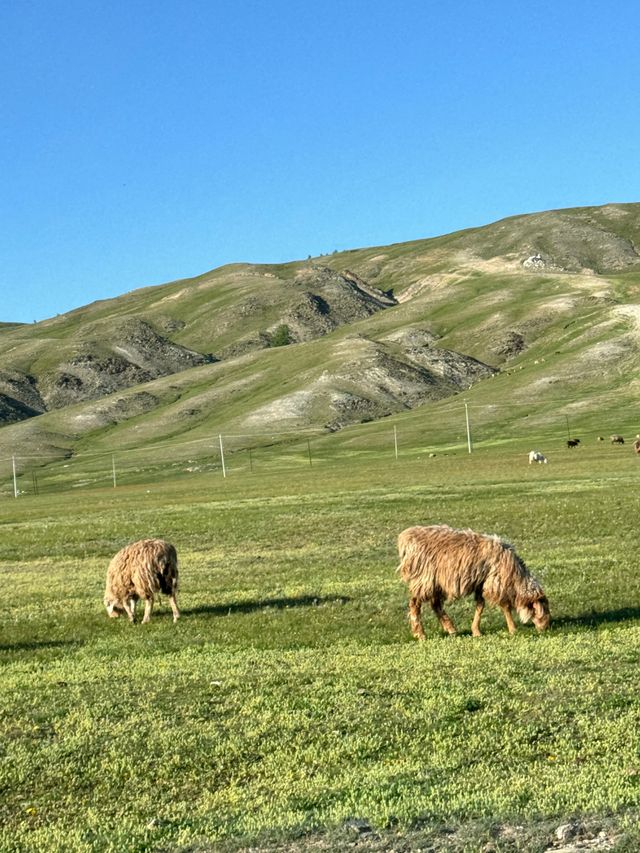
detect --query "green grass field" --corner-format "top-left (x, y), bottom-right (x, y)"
top-left (2, 446), bottom-right (640, 852)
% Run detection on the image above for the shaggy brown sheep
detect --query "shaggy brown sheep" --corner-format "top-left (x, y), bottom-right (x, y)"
top-left (397, 525), bottom-right (550, 638)
top-left (104, 538), bottom-right (180, 623)
top-left (633, 437), bottom-right (640, 455)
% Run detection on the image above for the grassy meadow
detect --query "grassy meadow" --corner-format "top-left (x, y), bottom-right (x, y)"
top-left (2, 444), bottom-right (640, 851)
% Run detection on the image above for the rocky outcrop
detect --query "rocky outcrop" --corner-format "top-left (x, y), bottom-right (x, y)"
top-left (69, 391), bottom-right (160, 430)
top-left (400, 345), bottom-right (496, 387)
top-left (282, 267), bottom-right (397, 342)
top-left (0, 371), bottom-right (46, 424)
top-left (40, 319), bottom-right (212, 409)
top-left (281, 292), bottom-right (336, 341)
top-left (242, 337), bottom-right (496, 432)
top-left (522, 253), bottom-right (563, 271)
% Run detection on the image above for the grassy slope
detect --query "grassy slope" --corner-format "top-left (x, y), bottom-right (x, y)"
top-left (2, 447), bottom-right (640, 851)
top-left (1, 203), bottom-right (640, 484)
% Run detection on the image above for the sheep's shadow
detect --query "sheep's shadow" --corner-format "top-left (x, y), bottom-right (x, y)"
top-left (553, 606), bottom-right (640, 630)
top-left (182, 594), bottom-right (351, 617)
top-left (0, 639), bottom-right (82, 653)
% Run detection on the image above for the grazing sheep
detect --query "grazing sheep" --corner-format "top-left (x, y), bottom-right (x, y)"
top-left (397, 524), bottom-right (550, 639)
top-left (528, 450), bottom-right (547, 464)
top-left (104, 539), bottom-right (180, 623)
top-left (566, 438), bottom-right (580, 448)
top-left (633, 437), bottom-right (640, 455)
top-left (610, 434), bottom-right (625, 445)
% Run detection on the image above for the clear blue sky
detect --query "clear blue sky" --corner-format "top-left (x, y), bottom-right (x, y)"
top-left (2, 1), bottom-right (639, 323)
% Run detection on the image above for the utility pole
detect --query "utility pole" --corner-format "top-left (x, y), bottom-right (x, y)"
top-left (12, 455), bottom-right (18, 498)
top-left (219, 434), bottom-right (226, 478)
top-left (307, 438), bottom-right (313, 467)
top-left (465, 402), bottom-right (473, 454)
top-left (394, 425), bottom-right (398, 460)
top-left (112, 454), bottom-right (117, 488)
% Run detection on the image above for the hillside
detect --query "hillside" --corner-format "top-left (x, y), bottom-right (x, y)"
top-left (1, 202), bottom-right (640, 475)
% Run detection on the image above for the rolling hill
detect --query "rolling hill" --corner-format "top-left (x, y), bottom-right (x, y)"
top-left (1, 202), bottom-right (640, 480)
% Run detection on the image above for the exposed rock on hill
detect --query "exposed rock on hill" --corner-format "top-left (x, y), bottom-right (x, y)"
top-left (0, 371), bottom-right (46, 424)
top-left (522, 253), bottom-right (564, 271)
top-left (382, 328), bottom-right (439, 348)
top-left (243, 336), bottom-right (496, 431)
top-left (492, 331), bottom-right (527, 359)
top-left (106, 318), bottom-right (212, 373)
top-left (69, 391), bottom-right (160, 430)
top-left (0, 394), bottom-right (42, 424)
top-left (400, 345), bottom-right (496, 386)
top-left (281, 292), bottom-right (335, 341)
top-left (42, 355), bottom-right (151, 410)
top-left (466, 206), bottom-right (640, 273)
top-left (281, 267), bottom-right (396, 342)
top-left (40, 319), bottom-right (212, 409)
top-left (219, 332), bottom-right (272, 360)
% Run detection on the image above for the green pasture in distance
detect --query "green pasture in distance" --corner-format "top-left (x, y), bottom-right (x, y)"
top-left (2, 448), bottom-right (640, 851)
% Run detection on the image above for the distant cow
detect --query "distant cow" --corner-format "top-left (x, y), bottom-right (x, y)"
top-left (566, 438), bottom-right (581, 449)
top-left (610, 434), bottom-right (625, 445)
top-left (528, 450), bottom-right (547, 464)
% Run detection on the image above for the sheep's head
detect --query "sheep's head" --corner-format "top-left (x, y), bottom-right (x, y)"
top-left (104, 597), bottom-right (123, 618)
top-left (517, 596), bottom-right (550, 631)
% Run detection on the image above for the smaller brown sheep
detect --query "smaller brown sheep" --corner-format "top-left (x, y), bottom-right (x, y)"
top-left (566, 438), bottom-right (580, 448)
top-left (397, 525), bottom-right (550, 638)
top-left (104, 539), bottom-right (180, 623)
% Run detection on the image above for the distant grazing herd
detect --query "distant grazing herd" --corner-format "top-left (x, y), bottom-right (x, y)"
top-left (102, 431), bottom-right (639, 638)
top-left (529, 434), bottom-right (640, 459)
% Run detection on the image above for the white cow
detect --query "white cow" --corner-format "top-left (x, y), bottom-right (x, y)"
top-left (528, 450), bottom-right (547, 464)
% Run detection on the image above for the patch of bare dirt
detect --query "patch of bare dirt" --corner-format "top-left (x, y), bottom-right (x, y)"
top-left (210, 814), bottom-right (628, 853)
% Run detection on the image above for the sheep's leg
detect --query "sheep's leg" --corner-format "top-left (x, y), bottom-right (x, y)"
top-left (471, 591), bottom-right (485, 637)
top-left (169, 593), bottom-right (180, 623)
top-left (501, 604), bottom-right (517, 635)
top-left (142, 598), bottom-right (153, 624)
top-left (431, 597), bottom-right (457, 636)
top-left (409, 597), bottom-right (425, 640)
top-left (123, 599), bottom-right (136, 623)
